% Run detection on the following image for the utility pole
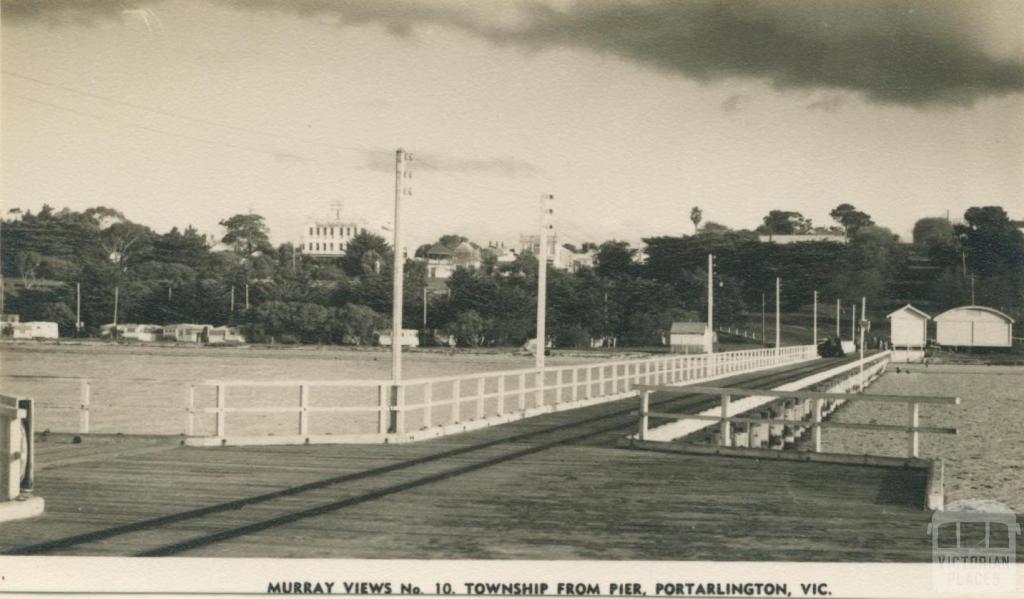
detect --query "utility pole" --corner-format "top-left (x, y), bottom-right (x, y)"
top-left (112, 286), bottom-right (119, 339)
top-left (245, 284), bottom-right (250, 310)
top-left (971, 275), bottom-right (976, 304)
top-left (761, 293), bottom-right (766, 344)
top-left (230, 286), bottom-right (235, 314)
top-left (851, 302), bottom-right (857, 343)
top-left (707, 253), bottom-right (714, 336)
top-left (836, 299), bottom-right (841, 338)
top-left (392, 148), bottom-right (410, 384)
top-left (813, 290), bottom-right (818, 345)
top-left (76, 282), bottom-right (82, 337)
top-left (775, 277), bottom-right (781, 350)
top-left (536, 193), bottom-right (553, 369)
top-left (860, 296), bottom-right (867, 389)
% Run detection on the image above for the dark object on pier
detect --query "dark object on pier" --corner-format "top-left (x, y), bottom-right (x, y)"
top-left (817, 336), bottom-right (845, 358)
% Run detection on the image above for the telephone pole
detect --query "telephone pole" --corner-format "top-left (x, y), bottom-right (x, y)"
top-left (536, 194), bottom-right (553, 369)
top-left (392, 148), bottom-right (410, 383)
top-left (761, 293), bottom-right (766, 344)
top-left (76, 282), bottom-right (82, 337)
top-left (775, 277), bottom-right (781, 350)
top-left (851, 302), bottom-right (857, 343)
top-left (112, 286), bottom-right (119, 339)
top-left (812, 290), bottom-right (818, 345)
top-left (245, 283), bottom-right (250, 310)
top-left (835, 299), bottom-right (841, 338)
top-left (707, 253), bottom-right (714, 336)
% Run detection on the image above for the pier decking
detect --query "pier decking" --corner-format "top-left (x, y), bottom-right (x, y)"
top-left (0, 357), bottom-right (940, 561)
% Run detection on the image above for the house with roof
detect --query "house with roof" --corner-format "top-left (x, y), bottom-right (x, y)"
top-left (934, 306), bottom-right (1014, 349)
top-left (425, 241), bottom-right (481, 280)
top-left (669, 321), bottom-right (717, 354)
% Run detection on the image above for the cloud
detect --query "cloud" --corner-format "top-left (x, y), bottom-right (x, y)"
top-left (720, 94), bottom-right (748, 112)
top-left (805, 94), bottom-right (845, 112)
top-left (8, 0), bottom-right (1023, 107)
top-left (361, 150), bottom-right (540, 176)
top-left (0, 0), bottom-right (165, 25)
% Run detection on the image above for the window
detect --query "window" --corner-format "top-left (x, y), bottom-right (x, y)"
top-left (309, 227), bottom-right (313, 236)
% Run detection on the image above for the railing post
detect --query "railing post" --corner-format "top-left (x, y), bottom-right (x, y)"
top-left (391, 384), bottom-right (405, 433)
top-left (183, 383), bottom-right (194, 437)
top-left (597, 365), bottom-right (605, 397)
top-left (812, 397), bottom-right (822, 452)
top-left (638, 390), bottom-right (650, 441)
top-left (535, 370), bottom-right (544, 408)
top-left (572, 368), bottom-right (580, 401)
top-left (584, 367), bottom-right (592, 399)
top-left (451, 380), bottom-right (461, 425)
top-left (79, 379), bottom-right (91, 434)
top-left (215, 383), bottom-right (226, 438)
top-left (378, 384), bottom-right (389, 433)
top-left (556, 369), bottom-right (564, 404)
top-left (298, 384), bottom-right (309, 437)
top-left (517, 373), bottom-right (526, 412)
top-left (423, 382), bottom-right (433, 428)
top-left (720, 394), bottom-right (731, 447)
top-left (908, 401), bottom-right (920, 458)
top-left (476, 377), bottom-right (485, 420)
top-left (494, 377), bottom-right (503, 416)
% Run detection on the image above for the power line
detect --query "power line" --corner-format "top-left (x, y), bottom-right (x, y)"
top-left (2, 70), bottom-right (374, 155)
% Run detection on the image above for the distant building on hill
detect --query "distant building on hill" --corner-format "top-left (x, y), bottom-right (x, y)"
top-left (300, 203), bottom-right (390, 257)
top-left (758, 233), bottom-right (847, 244)
top-left (519, 232), bottom-right (596, 272)
top-left (425, 241), bottom-right (482, 280)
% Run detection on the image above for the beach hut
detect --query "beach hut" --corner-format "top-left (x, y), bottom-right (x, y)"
top-left (934, 306), bottom-right (1014, 348)
top-left (886, 305), bottom-right (929, 361)
top-left (669, 322), bottom-right (716, 354)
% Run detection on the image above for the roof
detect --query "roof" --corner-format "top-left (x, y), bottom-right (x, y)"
top-left (426, 243), bottom-right (454, 257)
top-left (670, 322), bottom-right (708, 334)
top-left (886, 304), bottom-right (930, 320)
top-left (933, 305), bottom-right (1015, 323)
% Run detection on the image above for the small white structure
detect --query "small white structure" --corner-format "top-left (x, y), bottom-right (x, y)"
top-left (934, 306), bottom-right (1014, 348)
top-left (669, 322), bottom-right (716, 354)
top-left (162, 323), bottom-right (212, 343)
top-left (207, 326), bottom-right (246, 345)
top-left (100, 323), bottom-right (163, 342)
top-left (886, 304), bottom-right (930, 362)
top-left (378, 328), bottom-right (420, 347)
top-left (7, 321), bottom-right (59, 340)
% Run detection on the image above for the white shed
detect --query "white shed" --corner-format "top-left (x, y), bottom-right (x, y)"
top-left (934, 306), bottom-right (1014, 348)
top-left (669, 322), bottom-right (716, 354)
top-left (886, 305), bottom-right (930, 348)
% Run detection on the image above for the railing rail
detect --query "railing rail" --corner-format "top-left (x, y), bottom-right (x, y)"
top-left (634, 377), bottom-right (959, 458)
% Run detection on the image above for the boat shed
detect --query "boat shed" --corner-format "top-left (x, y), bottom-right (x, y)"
top-left (669, 322), bottom-right (716, 354)
top-left (934, 306), bottom-right (1014, 348)
top-left (886, 304), bottom-right (930, 349)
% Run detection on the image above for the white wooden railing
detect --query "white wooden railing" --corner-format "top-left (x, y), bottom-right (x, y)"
top-left (183, 345), bottom-right (818, 446)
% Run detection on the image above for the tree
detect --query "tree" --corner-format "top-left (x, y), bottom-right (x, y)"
top-left (341, 231), bottom-right (392, 277)
top-left (219, 214), bottom-right (272, 259)
top-left (595, 241), bottom-right (637, 280)
top-left (829, 204), bottom-right (874, 236)
top-left (696, 221), bottom-right (731, 236)
top-left (757, 210), bottom-right (812, 235)
top-left (954, 206), bottom-right (1024, 311)
top-left (443, 309), bottom-right (487, 347)
top-left (913, 217), bottom-right (954, 246)
top-left (690, 206), bottom-right (703, 233)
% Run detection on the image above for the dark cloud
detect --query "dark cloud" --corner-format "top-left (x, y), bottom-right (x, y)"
top-left (7, 0), bottom-right (1023, 107)
top-left (361, 150), bottom-right (539, 176)
top-left (0, 0), bottom-right (163, 25)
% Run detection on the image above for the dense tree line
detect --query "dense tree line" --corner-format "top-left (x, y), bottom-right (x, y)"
top-left (2, 203), bottom-right (1021, 347)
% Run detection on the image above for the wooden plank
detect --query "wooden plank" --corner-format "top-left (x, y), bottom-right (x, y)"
top-left (636, 385), bottom-right (960, 405)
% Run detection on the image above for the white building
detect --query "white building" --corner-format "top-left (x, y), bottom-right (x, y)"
top-left (5, 321), bottom-right (58, 340)
top-left (378, 329), bottom-right (420, 347)
top-left (934, 306), bottom-right (1014, 348)
top-left (758, 233), bottom-right (847, 244)
top-left (300, 204), bottom-right (390, 257)
top-left (886, 304), bottom-right (929, 362)
top-left (162, 323), bottom-right (212, 343)
top-left (669, 322), bottom-right (716, 354)
top-left (207, 326), bottom-right (246, 344)
top-left (425, 241), bottom-right (482, 280)
top-left (100, 323), bottom-right (163, 342)
top-left (519, 233), bottom-right (596, 272)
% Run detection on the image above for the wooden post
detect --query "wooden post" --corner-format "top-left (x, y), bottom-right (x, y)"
top-left (423, 382), bottom-right (433, 427)
top-left (298, 384), bottom-right (309, 437)
top-left (583, 367), bottom-right (591, 399)
top-left (395, 385), bottom-right (406, 433)
top-left (908, 401), bottom-right (920, 458)
top-left (597, 365), bottom-right (605, 397)
top-left (556, 369), bottom-right (564, 404)
top-left (812, 398), bottom-right (823, 452)
top-left (720, 394), bottom-right (731, 447)
top-left (536, 371), bottom-right (544, 408)
top-left (79, 379), bottom-right (91, 434)
top-left (476, 377), bottom-right (485, 420)
top-left (517, 373), bottom-right (526, 412)
top-left (215, 384), bottom-right (226, 438)
top-left (378, 384), bottom-right (388, 433)
top-left (184, 384), bottom-right (195, 437)
top-left (638, 391), bottom-right (650, 441)
top-left (451, 380), bottom-right (461, 424)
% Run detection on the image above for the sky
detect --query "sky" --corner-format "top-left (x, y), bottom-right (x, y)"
top-left (2, 0), bottom-right (1023, 250)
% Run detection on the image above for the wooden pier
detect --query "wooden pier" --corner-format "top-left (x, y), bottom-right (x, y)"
top-left (0, 356), bottom-right (942, 561)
